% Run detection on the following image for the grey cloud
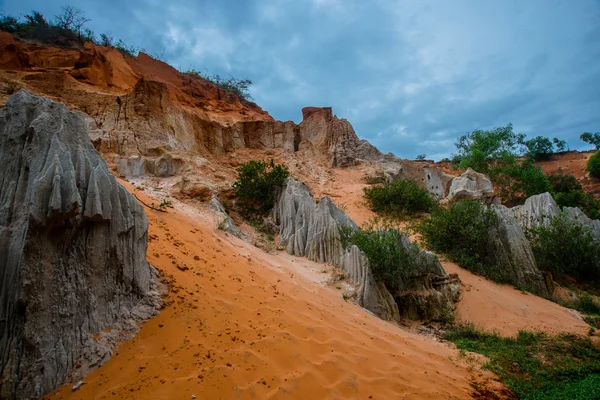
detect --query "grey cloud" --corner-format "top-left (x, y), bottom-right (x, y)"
top-left (2, 0), bottom-right (599, 159)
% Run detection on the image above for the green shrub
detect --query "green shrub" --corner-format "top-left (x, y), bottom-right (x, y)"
top-left (445, 323), bottom-right (600, 399)
top-left (526, 213), bottom-right (600, 282)
top-left (340, 221), bottom-right (429, 292)
top-left (588, 151), bottom-right (600, 178)
top-left (549, 173), bottom-right (600, 219)
top-left (490, 158), bottom-right (551, 206)
top-left (415, 200), bottom-right (507, 282)
top-left (576, 293), bottom-right (600, 315)
top-left (233, 159), bottom-right (289, 214)
top-left (549, 173), bottom-right (582, 193)
top-left (363, 179), bottom-right (436, 217)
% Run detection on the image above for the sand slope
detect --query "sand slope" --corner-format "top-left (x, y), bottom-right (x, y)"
top-left (442, 261), bottom-right (589, 337)
top-left (48, 186), bottom-right (497, 400)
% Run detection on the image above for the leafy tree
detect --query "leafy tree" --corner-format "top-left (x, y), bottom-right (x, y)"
top-left (415, 154), bottom-right (426, 160)
top-left (581, 132), bottom-right (600, 150)
top-left (452, 124), bottom-right (525, 173)
top-left (490, 159), bottom-right (551, 206)
top-left (552, 137), bottom-right (568, 152)
top-left (233, 159), bottom-right (289, 214)
top-left (588, 151), bottom-right (600, 179)
top-left (525, 136), bottom-right (554, 160)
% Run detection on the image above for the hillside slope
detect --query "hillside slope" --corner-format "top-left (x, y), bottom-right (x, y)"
top-left (48, 183), bottom-right (505, 400)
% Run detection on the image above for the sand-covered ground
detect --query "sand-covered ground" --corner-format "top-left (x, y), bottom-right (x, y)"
top-left (49, 183), bottom-right (505, 400)
top-left (47, 165), bottom-right (594, 400)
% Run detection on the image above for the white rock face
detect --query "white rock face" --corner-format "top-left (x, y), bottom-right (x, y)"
top-left (446, 168), bottom-right (495, 202)
top-left (508, 192), bottom-right (600, 240)
top-left (0, 91), bottom-right (160, 399)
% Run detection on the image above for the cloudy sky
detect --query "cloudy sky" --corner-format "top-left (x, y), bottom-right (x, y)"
top-left (2, 0), bottom-right (599, 159)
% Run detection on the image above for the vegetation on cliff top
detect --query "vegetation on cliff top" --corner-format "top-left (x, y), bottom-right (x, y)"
top-left (182, 69), bottom-right (254, 102)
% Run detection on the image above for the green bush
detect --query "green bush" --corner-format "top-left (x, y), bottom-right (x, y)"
top-left (588, 151), bottom-right (600, 178)
top-left (549, 173), bottom-right (582, 193)
top-left (549, 173), bottom-right (600, 219)
top-left (526, 213), bottom-right (600, 282)
top-left (340, 221), bottom-right (428, 292)
top-left (415, 200), bottom-right (507, 282)
top-left (363, 179), bottom-right (436, 217)
top-left (233, 159), bottom-right (289, 214)
top-left (576, 293), bottom-right (600, 315)
top-left (490, 158), bottom-right (551, 206)
top-left (445, 323), bottom-right (600, 399)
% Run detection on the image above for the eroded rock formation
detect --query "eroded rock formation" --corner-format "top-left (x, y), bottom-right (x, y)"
top-left (508, 192), bottom-right (600, 240)
top-left (489, 205), bottom-right (551, 295)
top-left (446, 168), bottom-right (495, 203)
top-left (271, 179), bottom-right (460, 321)
top-left (0, 91), bottom-right (160, 399)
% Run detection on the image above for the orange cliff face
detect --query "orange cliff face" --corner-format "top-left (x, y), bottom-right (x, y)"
top-left (0, 34), bottom-right (273, 124)
top-left (0, 33), bottom-right (390, 170)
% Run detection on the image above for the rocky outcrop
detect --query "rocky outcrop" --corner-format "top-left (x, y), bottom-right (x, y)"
top-left (508, 192), bottom-right (600, 240)
top-left (210, 196), bottom-right (247, 241)
top-left (446, 168), bottom-right (495, 203)
top-left (563, 207), bottom-right (600, 241)
top-left (272, 179), bottom-right (460, 321)
top-left (489, 205), bottom-right (551, 296)
top-left (0, 32), bottom-right (30, 70)
top-left (298, 107), bottom-right (383, 167)
top-left (507, 192), bottom-right (559, 229)
top-left (70, 43), bottom-right (140, 91)
top-left (0, 91), bottom-right (160, 399)
top-left (380, 161), bottom-right (456, 199)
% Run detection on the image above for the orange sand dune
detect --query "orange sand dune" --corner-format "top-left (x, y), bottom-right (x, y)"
top-left (49, 185), bottom-right (499, 400)
top-left (443, 261), bottom-right (589, 337)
